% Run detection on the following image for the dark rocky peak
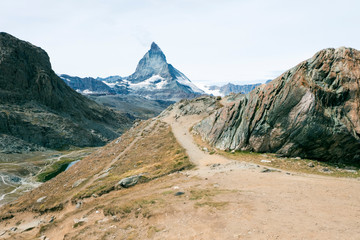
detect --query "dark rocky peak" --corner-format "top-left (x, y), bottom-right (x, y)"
top-left (150, 42), bottom-right (162, 52)
top-left (127, 42), bottom-right (170, 83)
top-left (146, 41), bottom-right (166, 61)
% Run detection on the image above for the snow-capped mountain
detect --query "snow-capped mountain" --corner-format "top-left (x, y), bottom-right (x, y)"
top-left (60, 42), bottom-right (203, 101)
top-left (200, 81), bottom-right (272, 97)
top-left (124, 42), bottom-right (204, 100)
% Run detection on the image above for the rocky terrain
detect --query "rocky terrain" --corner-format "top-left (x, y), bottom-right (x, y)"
top-left (0, 94), bottom-right (359, 240)
top-left (0, 32), bottom-right (133, 153)
top-left (194, 47), bottom-right (360, 165)
top-left (1, 32), bottom-right (359, 239)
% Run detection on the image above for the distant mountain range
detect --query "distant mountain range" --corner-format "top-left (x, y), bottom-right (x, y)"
top-left (60, 42), bottom-right (204, 102)
top-left (201, 81), bottom-right (272, 96)
top-left (60, 42), bottom-right (276, 106)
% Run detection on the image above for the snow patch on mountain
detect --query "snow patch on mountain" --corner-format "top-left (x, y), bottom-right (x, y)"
top-left (102, 81), bottom-right (118, 88)
top-left (197, 83), bottom-right (223, 96)
top-left (128, 75), bottom-right (167, 90)
top-left (174, 73), bottom-right (203, 94)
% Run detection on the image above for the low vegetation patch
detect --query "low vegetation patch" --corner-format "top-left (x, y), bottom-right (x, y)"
top-left (194, 201), bottom-right (229, 209)
top-left (36, 158), bottom-right (75, 182)
top-left (193, 131), bottom-right (360, 178)
top-left (103, 196), bottom-right (162, 219)
top-left (224, 150), bottom-right (360, 178)
top-left (189, 188), bottom-right (235, 201)
top-left (73, 120), bottom-right (193, 200)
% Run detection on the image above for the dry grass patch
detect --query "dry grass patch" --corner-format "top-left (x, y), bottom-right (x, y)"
top-left (189, 188), bottom-right (236, 201)
top-left (194, 201), bottom-right (229, 209)
top-left (74, 120), bottom-right (193, 200)
top-left (1, 120), bottom-right (149, 214)
top-left (103, 196), bottom-right (163, 219)
top-left (224, 151), bottom-right (360, 178)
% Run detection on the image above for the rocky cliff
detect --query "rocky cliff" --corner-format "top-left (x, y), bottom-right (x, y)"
top-left (194, 47), bottom-right (360, 164)
top-left (0, 32), bottom-right (133, 153)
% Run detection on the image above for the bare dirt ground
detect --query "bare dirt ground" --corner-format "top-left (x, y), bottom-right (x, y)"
top-left (1, 111), bottom-right (360, 239)
top-left (161, 111), bottom-right (360, 240)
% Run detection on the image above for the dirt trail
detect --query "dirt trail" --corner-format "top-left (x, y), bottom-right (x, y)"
top-left (164, 113), bottom-right (231, 166)
top-left (2, 112), bottom-right (360, 240)
top-left (162, 112), bottom-right (360, 239)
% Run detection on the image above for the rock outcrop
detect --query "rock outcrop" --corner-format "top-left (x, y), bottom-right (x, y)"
top-left (0, 32), bottom-right (133, 153)
top-left (194, 47), bottom-right (360, 164)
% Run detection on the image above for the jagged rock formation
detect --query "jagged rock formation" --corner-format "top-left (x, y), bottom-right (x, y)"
top-left (0, 32), bottom-right (133, 153)
top-left (61, 42), bottom-right (204, 102)
top-left (126, 42), bottom-right (203, 101)
top-left (194, 47), bottom-right (360, 164)
top-left (205, 83), bottom-right (262, 96)
top-left (203, 80), bottom-right (273, 96)
top-left (60, 74), bottom-right (129, 95)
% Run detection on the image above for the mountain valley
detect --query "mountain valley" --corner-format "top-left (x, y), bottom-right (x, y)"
top-left (0, 32), bottom-right (359, 240)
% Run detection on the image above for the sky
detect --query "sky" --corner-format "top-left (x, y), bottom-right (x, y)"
top-left (1, 0), bottom-right (360, 86)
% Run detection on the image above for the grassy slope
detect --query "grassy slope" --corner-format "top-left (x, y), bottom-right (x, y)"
top-left (0, 119), bottom-right (192, 216)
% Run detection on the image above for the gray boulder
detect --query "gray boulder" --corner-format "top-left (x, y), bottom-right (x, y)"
top-left (117, 175), bottom-right (142, 188)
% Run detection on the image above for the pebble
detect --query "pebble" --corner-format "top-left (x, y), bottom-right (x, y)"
top-left (307, 162), bottom-right (315, 168)
top-left (49, 216), bottom-right (55, 223)
top-left (174, 192), bottom-right (185, 196)
top-left (37, 196), bottom-right (47, 203)
top-left (260, 160), bottom-right (271, 163)
top-left (76, 201), bottom-right (83, 209)
top-left (72, 178), bottom-right (86, 188)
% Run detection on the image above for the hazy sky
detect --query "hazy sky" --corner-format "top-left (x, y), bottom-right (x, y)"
top-left (1, 0), bottom-right (360, 85)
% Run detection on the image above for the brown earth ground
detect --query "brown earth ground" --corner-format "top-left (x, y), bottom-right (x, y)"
top-left (0, 109), bottom-right (360, 240)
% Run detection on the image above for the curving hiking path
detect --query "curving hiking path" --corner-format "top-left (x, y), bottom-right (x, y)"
top-left (162, 111), bottom-right (360, 240)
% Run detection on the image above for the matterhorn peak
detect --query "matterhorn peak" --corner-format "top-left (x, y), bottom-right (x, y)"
top-left (150, 42), bottom-right (161, 51)
top-left (124, 41), bottom-right (203, 99)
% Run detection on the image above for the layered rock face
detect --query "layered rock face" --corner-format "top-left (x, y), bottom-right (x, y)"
top-left (194, 47), bottom-right (360, 164)
top-left (0, 32), bottom-right (133, 153)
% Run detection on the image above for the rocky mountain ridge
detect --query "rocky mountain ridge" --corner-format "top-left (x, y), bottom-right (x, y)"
top-left (193, 47), bottom-right (360, 164)
top-left (202, 82), bottom-right (265, 96)
top-left (0, 32), bottom-right (133, 153)
top-left (60, 42), bottom-right (204, 102)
